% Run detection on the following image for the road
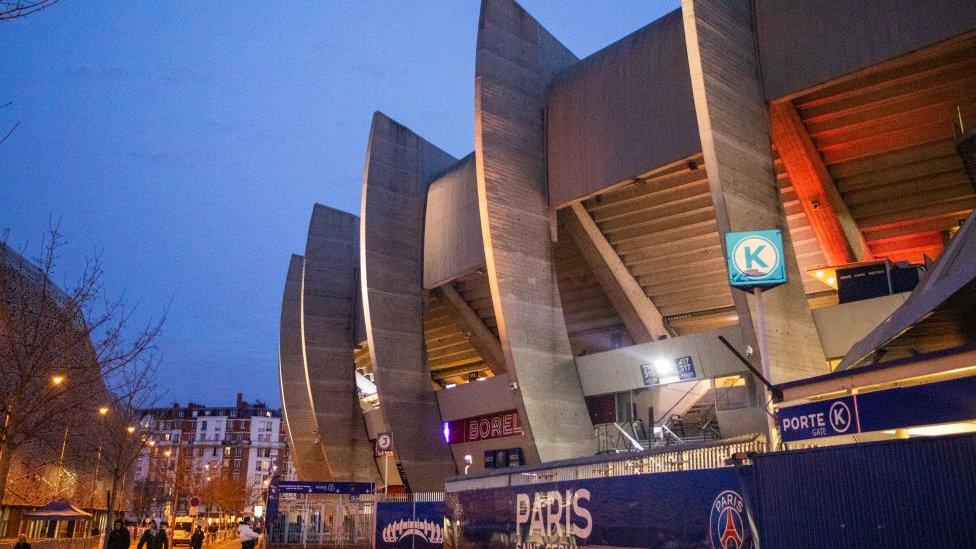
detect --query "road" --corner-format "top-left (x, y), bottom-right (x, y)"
top-left (128, 535), bottom-right (243, 549)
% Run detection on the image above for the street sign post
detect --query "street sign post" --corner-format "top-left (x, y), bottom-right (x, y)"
top-left (724, 229), bottom-right (788, 449)
top-left (376, 432), bottom-right (393, 495)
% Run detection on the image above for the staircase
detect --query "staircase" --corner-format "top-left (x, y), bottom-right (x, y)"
top-left (663, 388), bottom-right (721, 443)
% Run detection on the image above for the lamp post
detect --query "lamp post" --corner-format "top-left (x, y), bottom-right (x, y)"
top-left (90, 406), bottom-right (110, 509)
top-left (52, 375), bottom-right (68, 497)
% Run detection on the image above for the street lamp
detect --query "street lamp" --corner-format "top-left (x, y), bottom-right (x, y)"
top-left (51, 374), bottom-right (65, 386)
top-left (127, 426), bottom-right (136, 434)
top-left (99, 406), bottom-right (109, 416)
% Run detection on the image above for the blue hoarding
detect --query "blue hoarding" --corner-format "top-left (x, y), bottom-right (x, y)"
top-left (376, 501), bottom-right (444, 549)
top-left (724, 229), bottom-right (787, 290)
top-left (443, 467), bottom-right (752, 548)
top-left (776, 375), bottom-right (976, 442)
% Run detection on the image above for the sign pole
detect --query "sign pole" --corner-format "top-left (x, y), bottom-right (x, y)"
top-left (383, 453), bottom-right (389, 496)
top-left (754, 286), bottom-right (779, 451)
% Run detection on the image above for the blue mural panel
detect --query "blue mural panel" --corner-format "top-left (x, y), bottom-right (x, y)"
top-left (376, 501), bottom-right (445, 549)
top-left (443, 468), bottom-right (752, 548)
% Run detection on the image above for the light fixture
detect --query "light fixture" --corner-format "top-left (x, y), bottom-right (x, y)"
top-left (99, 406), bottom-right (110, 416)
top-left (127, 426), bottom-right (136, 434)
top-left (442, 422), bottom-right (451, 443)
top-left (806, 267), bottom-right (839, 290)
top-left (444, 383), bottom-right (457, 389)
top-left (51, 375), bottom-right (65, 386)
top-left (476, 376), bottom-right (487, 382)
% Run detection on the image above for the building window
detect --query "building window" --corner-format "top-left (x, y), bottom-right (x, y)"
top-left (201, 421), bottom-right (207, 430)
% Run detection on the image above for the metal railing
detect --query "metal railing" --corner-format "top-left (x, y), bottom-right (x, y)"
top-left (447, 435), bottom-right (766, 492)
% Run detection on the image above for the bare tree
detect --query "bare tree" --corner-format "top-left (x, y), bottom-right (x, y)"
top-left (0, 0), bottom-right (60, 21)
top-left (0, 225), bottom-right (165, 504)
top-left (78, 363), bottom-right (159, 545)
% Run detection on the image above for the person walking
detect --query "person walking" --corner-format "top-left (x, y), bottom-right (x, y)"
top-left (237, 517), bottom-right (259, 549)
top-left (13, 534), bottom-right (30, 549)
top-left (190, 525), bottom-right (204, 549)
top-left (107, 519), bottom-right (131, 549)
top-left (137, 521), bottom-right (169, 549)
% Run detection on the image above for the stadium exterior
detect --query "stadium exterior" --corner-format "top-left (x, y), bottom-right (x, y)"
top-left (278, 0), bottom-right (976, 491)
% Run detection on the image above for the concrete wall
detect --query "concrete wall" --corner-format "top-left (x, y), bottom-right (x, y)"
top-left (813, 293), bottom-right (911, 359)
top-left (474, 0), bottom-right (595, 464)
top-left (436, 374), bottom-right (534, 476)
top-left (436, 374), bottom-right (515, 421)
top-left (360, 111), bottom-right (459, 491)
top-left (575, 326), bottom-right (748, 396)
top-left (755, 0), bottom-right (976, 100)
top-left (547, 8), bottom-right (700, 206)
top-left (423, 153), bottom-right (485, 288)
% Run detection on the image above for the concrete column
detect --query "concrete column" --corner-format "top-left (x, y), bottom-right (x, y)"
top-left (302, 205), bottom-right (380, 483)
top-left (360, 112), bottom-right (458, 490)
top-left (682, 0), bottom-right (828, 383)
top-left (278, 254), bottom-right (330, 480)
top-left (474, 0), bottom-right (595, 462)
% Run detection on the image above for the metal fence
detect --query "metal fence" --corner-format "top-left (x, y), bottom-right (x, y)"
top-left (265, 492), bottom-right (373, 548)
top-left (446, 435), bottom-right (765, 492)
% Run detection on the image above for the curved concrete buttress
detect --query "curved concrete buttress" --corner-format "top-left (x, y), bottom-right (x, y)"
top-left (360, 111), bottom-right (459, 491)
top-left (278, 254), bottom-right (330, 480)
top-left (474, 0), bottom-right (596, 462)
top-left (301, 204), bottom-right (381, 483)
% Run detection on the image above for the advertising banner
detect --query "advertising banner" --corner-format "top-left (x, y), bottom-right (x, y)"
top-left (443, 467), bottom-right (752, 548)
top-left (376, 501), bottom-right (445, 549)
top-left (444, 410), bottom-right (524, 445)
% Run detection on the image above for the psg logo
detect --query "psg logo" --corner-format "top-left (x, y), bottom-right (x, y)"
top-left (709, 490), bottom-right (748, 549)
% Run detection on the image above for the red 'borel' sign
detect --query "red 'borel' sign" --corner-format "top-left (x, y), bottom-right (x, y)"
top-left (445, 409), bottom-right (524, 444)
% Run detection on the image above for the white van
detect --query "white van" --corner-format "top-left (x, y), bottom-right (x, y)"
top-left (172, 516), bottom-right (195, 546)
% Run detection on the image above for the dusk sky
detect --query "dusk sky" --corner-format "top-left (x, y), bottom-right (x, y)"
top-left (1, 1), bottom-right (680, 408)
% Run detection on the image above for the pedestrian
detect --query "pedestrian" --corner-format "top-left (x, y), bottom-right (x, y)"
top-left (13, 534), bottom-right (30, 549)
top-left (191, 525), bottom-right (204, 549)
top-left (137, 520), bottom-right (169, 549)
top-left (108, 519), bottom-right (131, 549)
top-left (206, 522), bottom-right (217, 545)
top-left (237, 517), bottom-right (259, 549)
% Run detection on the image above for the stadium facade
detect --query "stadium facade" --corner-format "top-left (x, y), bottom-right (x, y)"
top-left (279, 0), bottom-right (976, 491)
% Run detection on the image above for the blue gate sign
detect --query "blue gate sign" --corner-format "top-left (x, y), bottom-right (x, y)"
top-left (725, 229), bottom-right (787, 290)
top-left (777, 375), bottom-right (976, 442)
top-left (777, 395), bottom-right (858, 442)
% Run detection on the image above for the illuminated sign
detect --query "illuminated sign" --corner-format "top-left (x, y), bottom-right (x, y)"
top-left (725, 229), bottom-right (787, 290)
top-left (639, 356), bottom-right (698, 386)
top-left (444, 409), bottom-right (524, 444)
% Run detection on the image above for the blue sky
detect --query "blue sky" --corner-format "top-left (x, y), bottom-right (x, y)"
top-left (0, 1), bottom-right (680, 407)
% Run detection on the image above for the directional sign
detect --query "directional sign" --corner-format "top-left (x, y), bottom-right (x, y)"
top-left (724, 229), bottom-right (787, 290)
top-left (776, 374), bottom-right (976, 442)
top-left (777, 395), bottom-right (858, 442)
top-left (273, 480), bottom-right (375, 495)
top-left (376, 432), bottom-right (393, 453)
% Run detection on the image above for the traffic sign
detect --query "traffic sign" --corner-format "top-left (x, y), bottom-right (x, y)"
top-left (376, 432), bottom-right (393, 453)
top-left (724, 229), bottom-right (787, 290)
